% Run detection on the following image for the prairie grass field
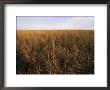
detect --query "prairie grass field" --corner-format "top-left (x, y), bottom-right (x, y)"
top-left (16, 30), bottom-right (94, 74)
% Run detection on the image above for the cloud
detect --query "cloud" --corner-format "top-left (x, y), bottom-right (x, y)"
top-left (59, 17), bottom-right (94, 29)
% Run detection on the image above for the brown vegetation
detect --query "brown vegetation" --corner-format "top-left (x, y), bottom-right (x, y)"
top-left (16, 30), bottom-right (94, 74)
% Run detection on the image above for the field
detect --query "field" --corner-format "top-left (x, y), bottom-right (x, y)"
top-left (16, 30), bottom-right (94, 74)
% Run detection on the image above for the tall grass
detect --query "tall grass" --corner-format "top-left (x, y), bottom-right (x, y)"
top-left (16, 30), bottom-right (94, 74)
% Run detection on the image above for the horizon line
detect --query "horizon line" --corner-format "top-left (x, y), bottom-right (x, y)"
top-left (16, 29), bottom-right (94, 31)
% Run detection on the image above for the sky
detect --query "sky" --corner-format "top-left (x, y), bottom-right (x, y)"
top-left (17, 16), bottom-right (94, 30)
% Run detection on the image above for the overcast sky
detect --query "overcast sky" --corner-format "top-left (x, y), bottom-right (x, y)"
top-left (17, 16), bottom-right (94, 30)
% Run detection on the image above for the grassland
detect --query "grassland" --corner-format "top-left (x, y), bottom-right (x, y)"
top-left (16, 30), bottom-right (94, 74)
